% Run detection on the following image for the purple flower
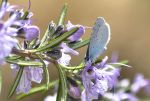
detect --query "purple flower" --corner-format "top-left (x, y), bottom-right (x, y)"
top-left (29, 67), bottom-right (43, 83)
top-left (24, 25), bottom-right (40, 41)
top-left (0, 1), bottom-right (39, 63)
top-left (104, 78), bottom-right (138, 101)
top-left (57, 42), bottom-right (79, 66)
top-left (11, 64), bottom-right (43, 94)
top-left (104, 73), bottom-right (150, 101)
top-left (0, 6), bottom-right (25, 63)
top-left (81, 57), bottom-right (120, 101)
top-left (60, 42), bottom-right (79, 55)
top-left (66, 21), bottom-right (85, 42)
top-left (16, 67), bottom-right (32, 94)
top-left (0, 33), bottom-right (17, 64)
top-left (0, 1), bottom-right (17, 19)
top-left (131, 74), bottom-right (149, 94)
top-left (57, 52), bottom-right (71, 66)
top-left (104, 91), bottom-right (138, 101)
top-left (68, 84), bottom-right (81, 99)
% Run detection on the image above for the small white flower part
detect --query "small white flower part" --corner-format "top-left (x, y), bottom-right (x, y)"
top-left (44, 93), bottom-right (57, 101)
top-left (57, 52), bottom-right (71, 66)
top-left (60, 42), bottom-right (79, 55)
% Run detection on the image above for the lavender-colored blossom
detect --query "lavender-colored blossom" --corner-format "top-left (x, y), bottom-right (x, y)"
top-left (131, 74), bottom-right (149, 93)
top-left (0, 1), bottom-right (17, 19)
top-left (0, 34), bottom-right (17, 64)
top-left (104, 91), bottom-right (138, 101)
top-left (29, 67), bottom-right (43, 83)
top-left (60, 42), bottom-right (79, 55)
top-left (16, 67), bottom-right (32, 94)
top-left (68, 84), bottom-right (81, 99)
top-left (57, 52), bottom-right (71, 66)
top-left (0, 11), bottom-right (23, 63)
top-left (24, 25), bottom-right (40, 41)
top-left (0, 1), bottom-right (34, 64)
top-left (104, 79), bottom-right (137, 101)
top-left (81, 57), bottom-right (120, 101)
top-left (11, 64), bottom-right (43, 94)
top-left (104, 74), bottom-right (150, 101)
top-left (66, 21), bottom-right (85, 42)
top-left (57, 42), bottom-right (79, 65)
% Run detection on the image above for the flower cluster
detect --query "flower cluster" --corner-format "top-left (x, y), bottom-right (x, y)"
top-left (104, 74), bottom-right (150, 101)
top-left (81, 56), bottom-right (121, 101)
top-left (0, 1), bottom-right (149, 101)
top-left (0, 1), bottom-right (39, 64)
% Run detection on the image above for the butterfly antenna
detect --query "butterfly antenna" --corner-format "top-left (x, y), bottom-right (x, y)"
top-left (85, 26), bottom-right (92, 29)
top-left (28, 0), bottom-right (31, 10)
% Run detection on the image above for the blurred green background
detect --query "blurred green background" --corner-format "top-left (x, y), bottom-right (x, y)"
top-left (0, 0), bottom-right (150, 101)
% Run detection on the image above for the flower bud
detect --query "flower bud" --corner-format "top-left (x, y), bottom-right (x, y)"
top-left (24, 25), bottom-right (40, 41)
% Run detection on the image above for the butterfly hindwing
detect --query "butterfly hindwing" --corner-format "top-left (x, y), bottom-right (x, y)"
top-left (86, 17), bottom-right (111, 63)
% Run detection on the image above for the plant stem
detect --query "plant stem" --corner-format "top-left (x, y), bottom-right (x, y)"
top-left (11, 48), bottom-right (55, 63)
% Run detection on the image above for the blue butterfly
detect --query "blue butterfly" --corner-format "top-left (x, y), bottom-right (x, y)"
top-left (85, 17), bottom-right (111, 63)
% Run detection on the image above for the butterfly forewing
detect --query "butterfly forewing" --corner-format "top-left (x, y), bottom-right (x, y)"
top-left (87, 17), bottom-right (111, 63)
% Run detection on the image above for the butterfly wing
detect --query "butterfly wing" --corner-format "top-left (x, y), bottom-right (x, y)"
top-left (86, 17), bottom-right (111, 63)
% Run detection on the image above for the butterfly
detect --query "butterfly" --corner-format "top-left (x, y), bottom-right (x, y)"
top-left (85, 17), bottom-right (111, 63)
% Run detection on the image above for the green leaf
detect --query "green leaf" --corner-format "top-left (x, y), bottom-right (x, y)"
top-left (16, 80), bottom-right (58, 100)
top-left (0, 68), bottom-right (2, 94)
top-left (56, 63), bottom-right (67, 101)
top-left (69, 38), bottom-right (90, 50)
top-left (61, 63), bottom-right (84, 70)
top-left (6, 59), bottom-right (43, 66)
top-left (6, 55), bottom-right (22, 60)
top-left (28, 39), bottom-right (38, 49)
top-left (57, 3), bottom-right (68, 26)
top-left (8, 67), bottom-right (24, 98)
top-left (37, 55), bottom-right (50, 90)
top-left (108, 60), bottom-right (131, 68)
top-left (56, 78), bottom-right (62, 101)
top-left (31, 27), bottom-right (79, 53)
top-left (39, 22), bottom-right (56, 47)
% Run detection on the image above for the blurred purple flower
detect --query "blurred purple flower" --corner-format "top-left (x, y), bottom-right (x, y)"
top-left (29, 67), bottom-right (43, 83)
top-left (57, 52), bottom-right (71, 66)
top-left (104, 91), bottom-right (138, 101)
top-left (16, 67), bottom-right (32, 94)
top-left (68, 84), bottom-right (81, 99)
top-left (0, 1), bottom-right (17, 19)
top-left (66, 21), bottom-right (85, 42)
top-left (24, 25), bottom-right (40, 41)
top-left (81, 57), bottom-right (120, 101)
top-left (0, 33), bottom-right (17, 64)
top-left (0, 1), bottom-right (39, 63)
top-left (0, 2), bottom-right (25, 64)
top-left (11, 64), bottom-right (43, 94)
top-left (131, 74), bottom-right (150, 94)
top-left (57, 42), bottom-right (79, 65)
top-left (104, 73), bottom-right (150, 101)
top-left (60, 42), bottom-right (79, 55)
